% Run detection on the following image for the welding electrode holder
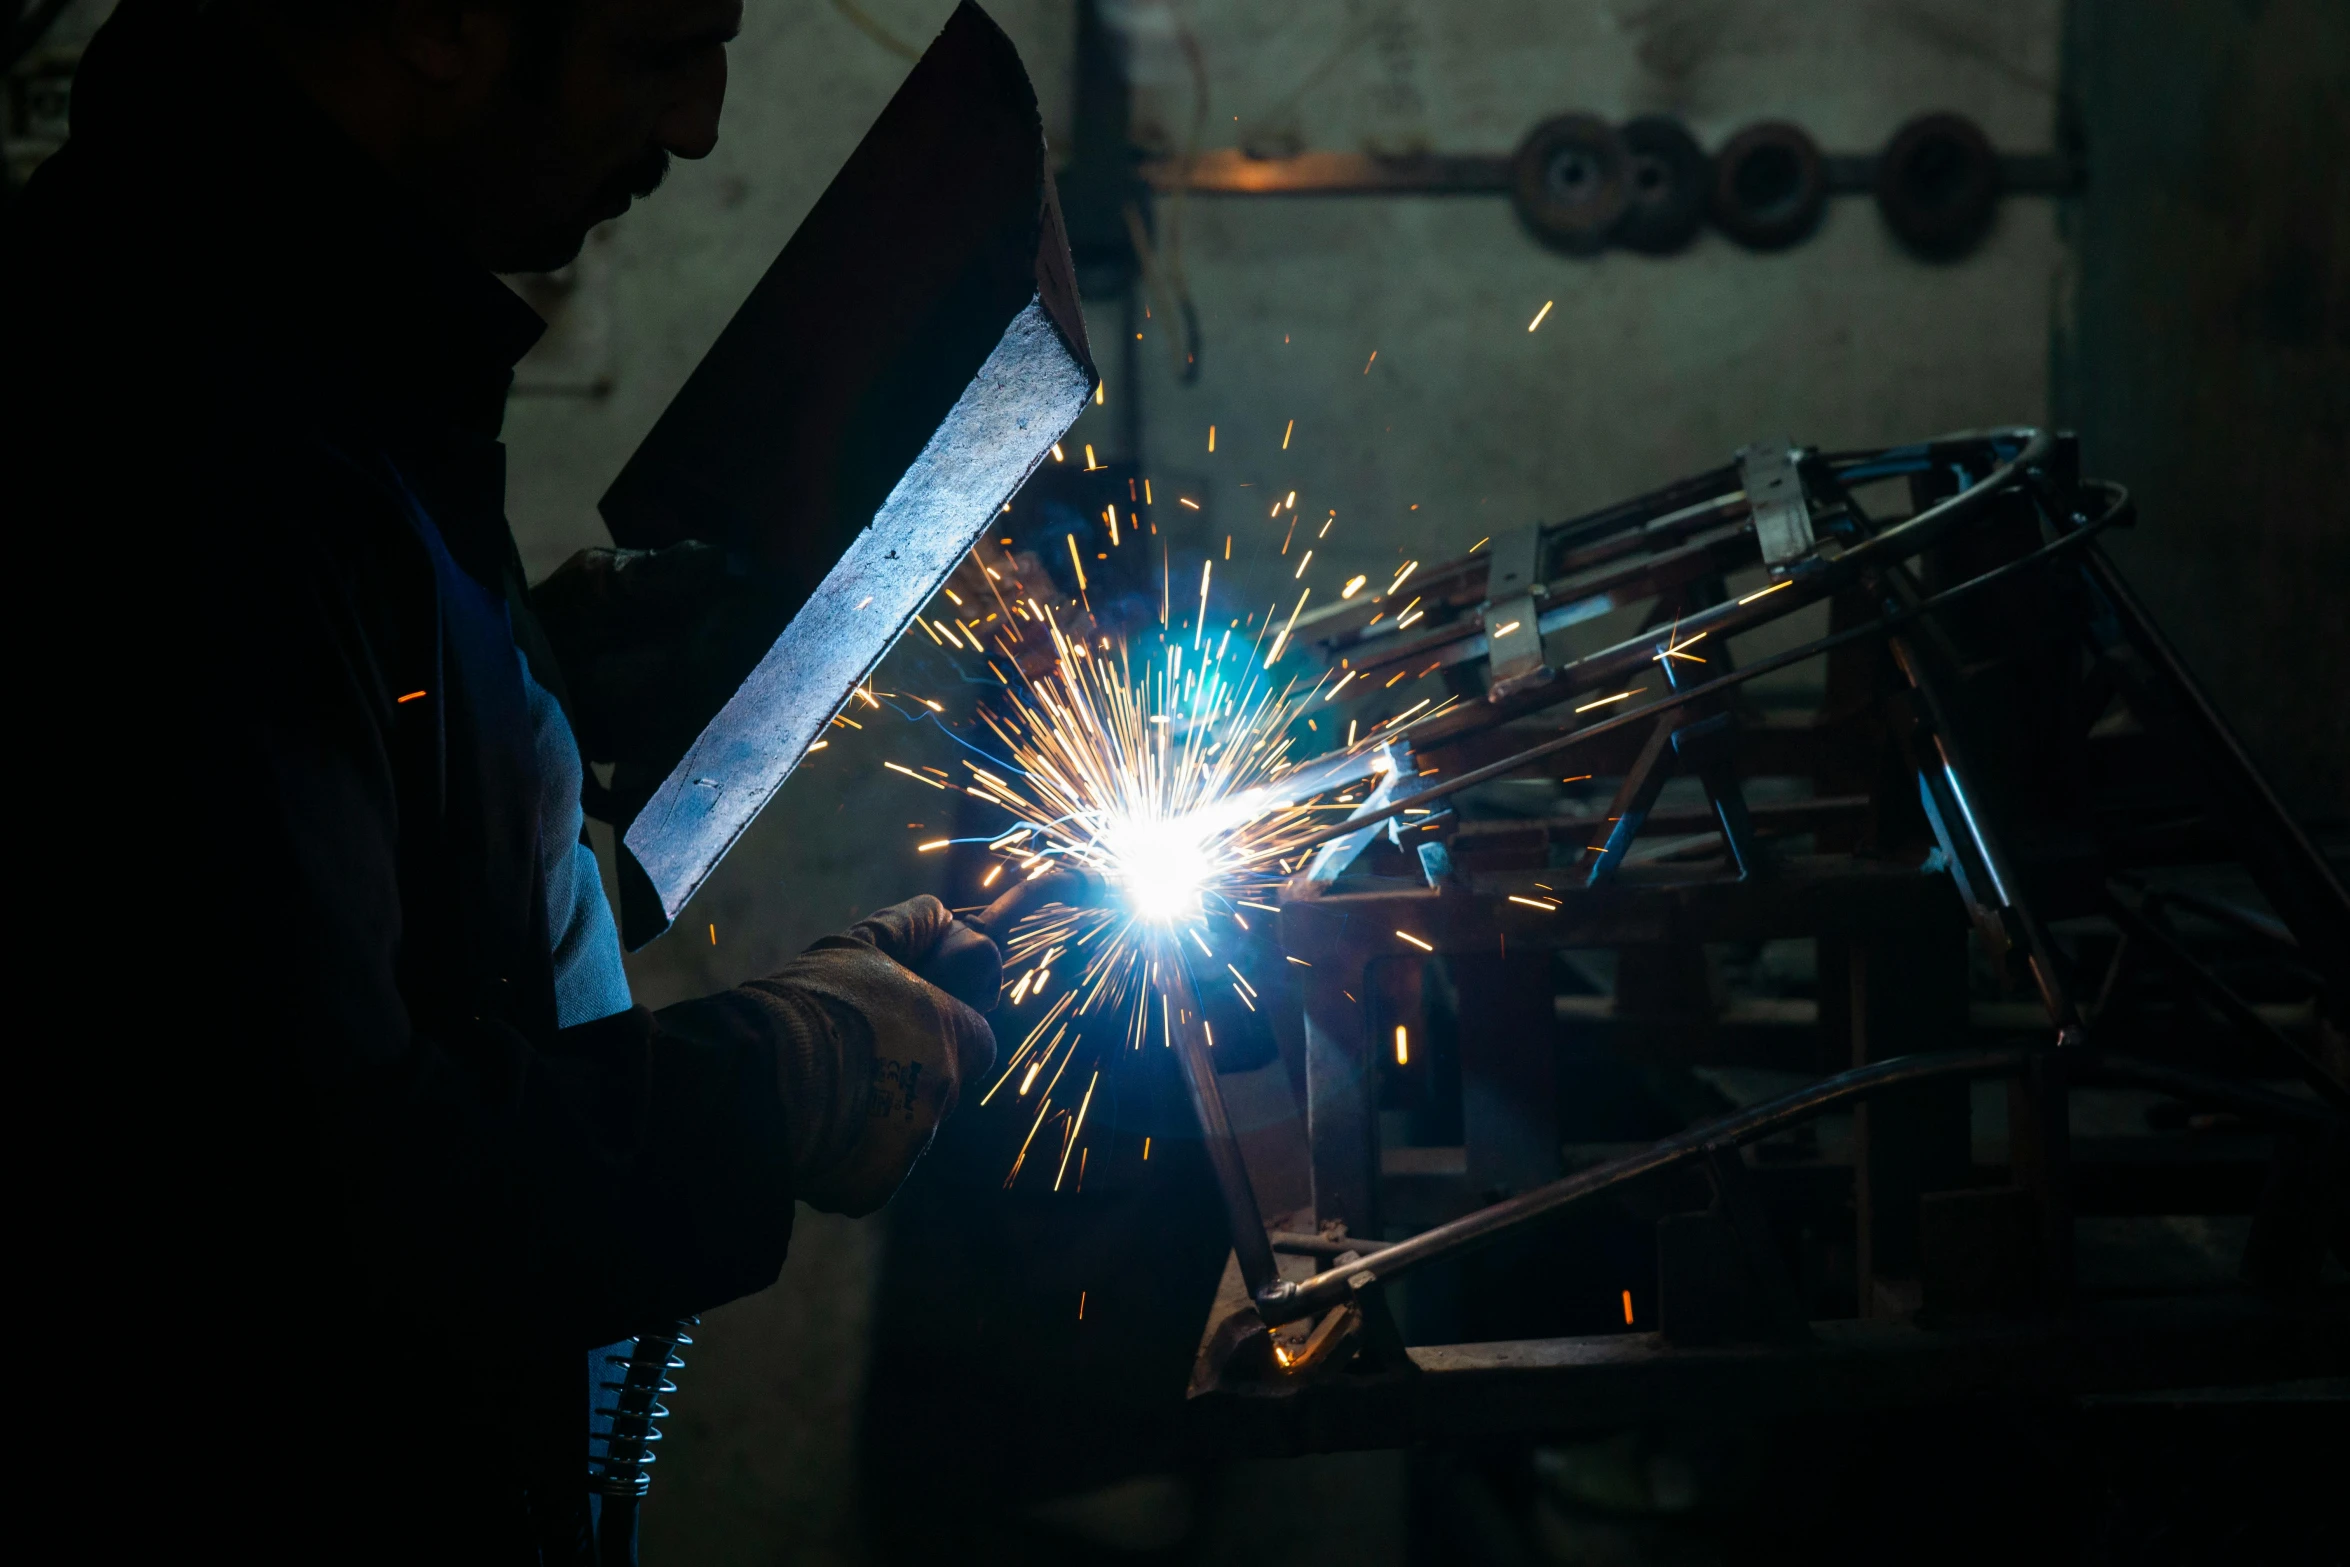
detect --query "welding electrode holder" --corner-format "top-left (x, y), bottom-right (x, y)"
top-left (918, 866), bottom-right (1112, 1003)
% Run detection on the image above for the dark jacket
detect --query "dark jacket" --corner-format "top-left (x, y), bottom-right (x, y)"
top-left (7, 4), bottom-right (802, 1558)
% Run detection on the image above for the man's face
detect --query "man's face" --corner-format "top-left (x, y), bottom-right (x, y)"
top-left (456, 0), bottom-right (742, 272)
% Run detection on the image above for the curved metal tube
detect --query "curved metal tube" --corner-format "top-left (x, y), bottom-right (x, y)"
top-left (1252, 1039), bottom-right (2337, 1325)
top-left (1282, 469), bottom-right (2128, 857)
top-left (1256, 1047), bottom-right (2032, 1324)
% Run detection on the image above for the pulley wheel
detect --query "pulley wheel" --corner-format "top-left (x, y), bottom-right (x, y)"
top-left (1616, 115), bottom-right (1710, 254)
top-left (1710, 120), bottom-right (1826, 250)
top-left (1511, 114), bottom-right (1631, 254)
top-left (1876, 112), bottom-right (1998, 258)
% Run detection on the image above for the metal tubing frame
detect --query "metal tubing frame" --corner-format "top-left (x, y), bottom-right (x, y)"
top-left (1253, 1047), bottom-right (2341, 1325)
top-left (1159, 936), bottom-right (1281, 1296)
top-left (1278, 473), bottom-right (2131, 860)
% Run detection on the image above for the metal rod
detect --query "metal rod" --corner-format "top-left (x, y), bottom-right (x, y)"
top-left (1255, 1047), bottom-right (2036, 1323)
top-left (2103, 889), bottom-right (2350, 1110)
top-left (1281, 476), bottom-right (2128, 858)
top-left (1271, 1231), bottom-right (1393, 1259)
top-left (2076, 542), bottom-right (2350, 997)
top-left (1161, 939), bottom-right (1281, 1297)
top-left (1251, 1043), bottom-right (2344, 1324)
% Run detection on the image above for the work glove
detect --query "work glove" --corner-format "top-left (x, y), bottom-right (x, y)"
top-left (754, 895), bottom-right (998, 1216)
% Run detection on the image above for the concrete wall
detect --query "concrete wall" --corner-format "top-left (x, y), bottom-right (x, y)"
top-left (1076, 0), bottom-right (2065, 635)
top-left (2056, 0), bottom-right (2348, 818)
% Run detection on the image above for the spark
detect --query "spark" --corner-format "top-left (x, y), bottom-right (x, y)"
top-left (1180, 497), bottom-right (1201, 510)
top-left (1267, 588), bottom-right (1311, 665)
top-left (1294, 549), bottom-right (1313, 579)
top-left (855, 596), bottom-right (874, 611)
top-left (885, 761), bottom-right (950, 789)
top-left (1738, 579), bottom-right (1793, 605)
top-left (1363, 350), bottom-right (1377, 373)
top-left (1396, 930), bottom-right (1433, 952)
top-left (1083, 444), bottom-right (1102, 471)
top-left (948, 604), bottom-right (1368, 1190)
top-left (917, 839), bottom-right (950, 852)
top-left (1528, 300), bottom-right (1553, 332)
top-left (396, 690), bottom-right (427, 704)
top-left (1622, 1289), bottom-right (1635, 1326)
top-left (1052, 443), bottom-right (1065, 463)
top-left (1575, 690), bottom-right (1643, 713)
top-left (1283, 419), bottom-right (1294, 449)
top-left (1508, 895), bottom-right (1560, 911)
top-left (1207, 425), bottom-right (1216, 452)
top-left (1342, 575), bottom-right (1367, 599)
top-left (1394, 1025), bottom-right (1409, 1064)
top-left (1652, 617), bottom-right (1709, 664)
top-left (1067, 534), bottom-right (1088, 592)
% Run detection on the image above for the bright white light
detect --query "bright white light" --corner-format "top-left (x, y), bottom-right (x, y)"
top-left (1099, 814), bottom-right (1214, 923)
top-left (1092, 789), bottom-right (1266, 926)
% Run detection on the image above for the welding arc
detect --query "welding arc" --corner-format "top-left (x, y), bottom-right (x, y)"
top-left (1282, 480), bottom-right (2130, 857)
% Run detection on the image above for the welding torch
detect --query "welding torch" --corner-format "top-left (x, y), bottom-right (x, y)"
top-left (916, 863), bottom-right (1109, 1004)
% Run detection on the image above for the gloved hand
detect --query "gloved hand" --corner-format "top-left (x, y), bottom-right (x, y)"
top-left (751, 895), bottom-right (998, 1216)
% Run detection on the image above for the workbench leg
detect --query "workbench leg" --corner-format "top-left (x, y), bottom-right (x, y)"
top-left (1451, 953), bottom-right (1562, 1199)
top-left (1304, 966), bottom-right (1380, 1241)
top-left (1837, 928), bottom-right (1970, 1318)
top-left (2007, 1051), bottom-right (2075, 1311)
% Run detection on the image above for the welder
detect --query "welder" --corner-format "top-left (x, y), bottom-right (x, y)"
top-left (4, 0), bottom-right (998, 1559)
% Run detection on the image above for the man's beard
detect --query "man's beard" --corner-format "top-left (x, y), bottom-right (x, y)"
top-left (501, 145), bottom-right (673, 274)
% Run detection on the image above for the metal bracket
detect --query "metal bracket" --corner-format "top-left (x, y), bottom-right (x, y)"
top-left (1301, 743), bottom-right (1418, 886)
top-left (1480, 523), bottom-right (1552, 700)
top-left (1737, 437), bottom-right (1817, 568)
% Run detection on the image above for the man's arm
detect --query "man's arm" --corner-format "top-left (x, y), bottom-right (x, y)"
top-left (209, 436), bottom-right (984, 1347)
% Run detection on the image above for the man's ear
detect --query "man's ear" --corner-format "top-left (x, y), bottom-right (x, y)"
top-left (381, 0), bottom-right (515, 88)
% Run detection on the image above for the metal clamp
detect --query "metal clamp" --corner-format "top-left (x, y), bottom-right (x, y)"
top-left (1480, 523), bottom-right (1552, 700)
top-left (1736, 437), bottom-right (1816, 568)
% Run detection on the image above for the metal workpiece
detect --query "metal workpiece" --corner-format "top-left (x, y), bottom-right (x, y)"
top-left (594, 2), bottom-right (1096, 944)
top-left (1736, 437), bottom-right (1816, 566)
top-left (1247, 1043), bottom-right (2341, 1331)
top-left (1280, 462), bottom-right (2128, 862)
top-left (1254, 1049), bottom-right (2032, 1326)
top-left (1159, 939), bottom-right (1279, 1298)
top-left (1188, 427), bottom-right (2340, 1424)
top-left (1478, 524), bottom-right (1553, 700)
top-left (1189, 1296), bottom-right (2347, 1457)
top-left (1310, 429), bottom-right (2060, 761)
